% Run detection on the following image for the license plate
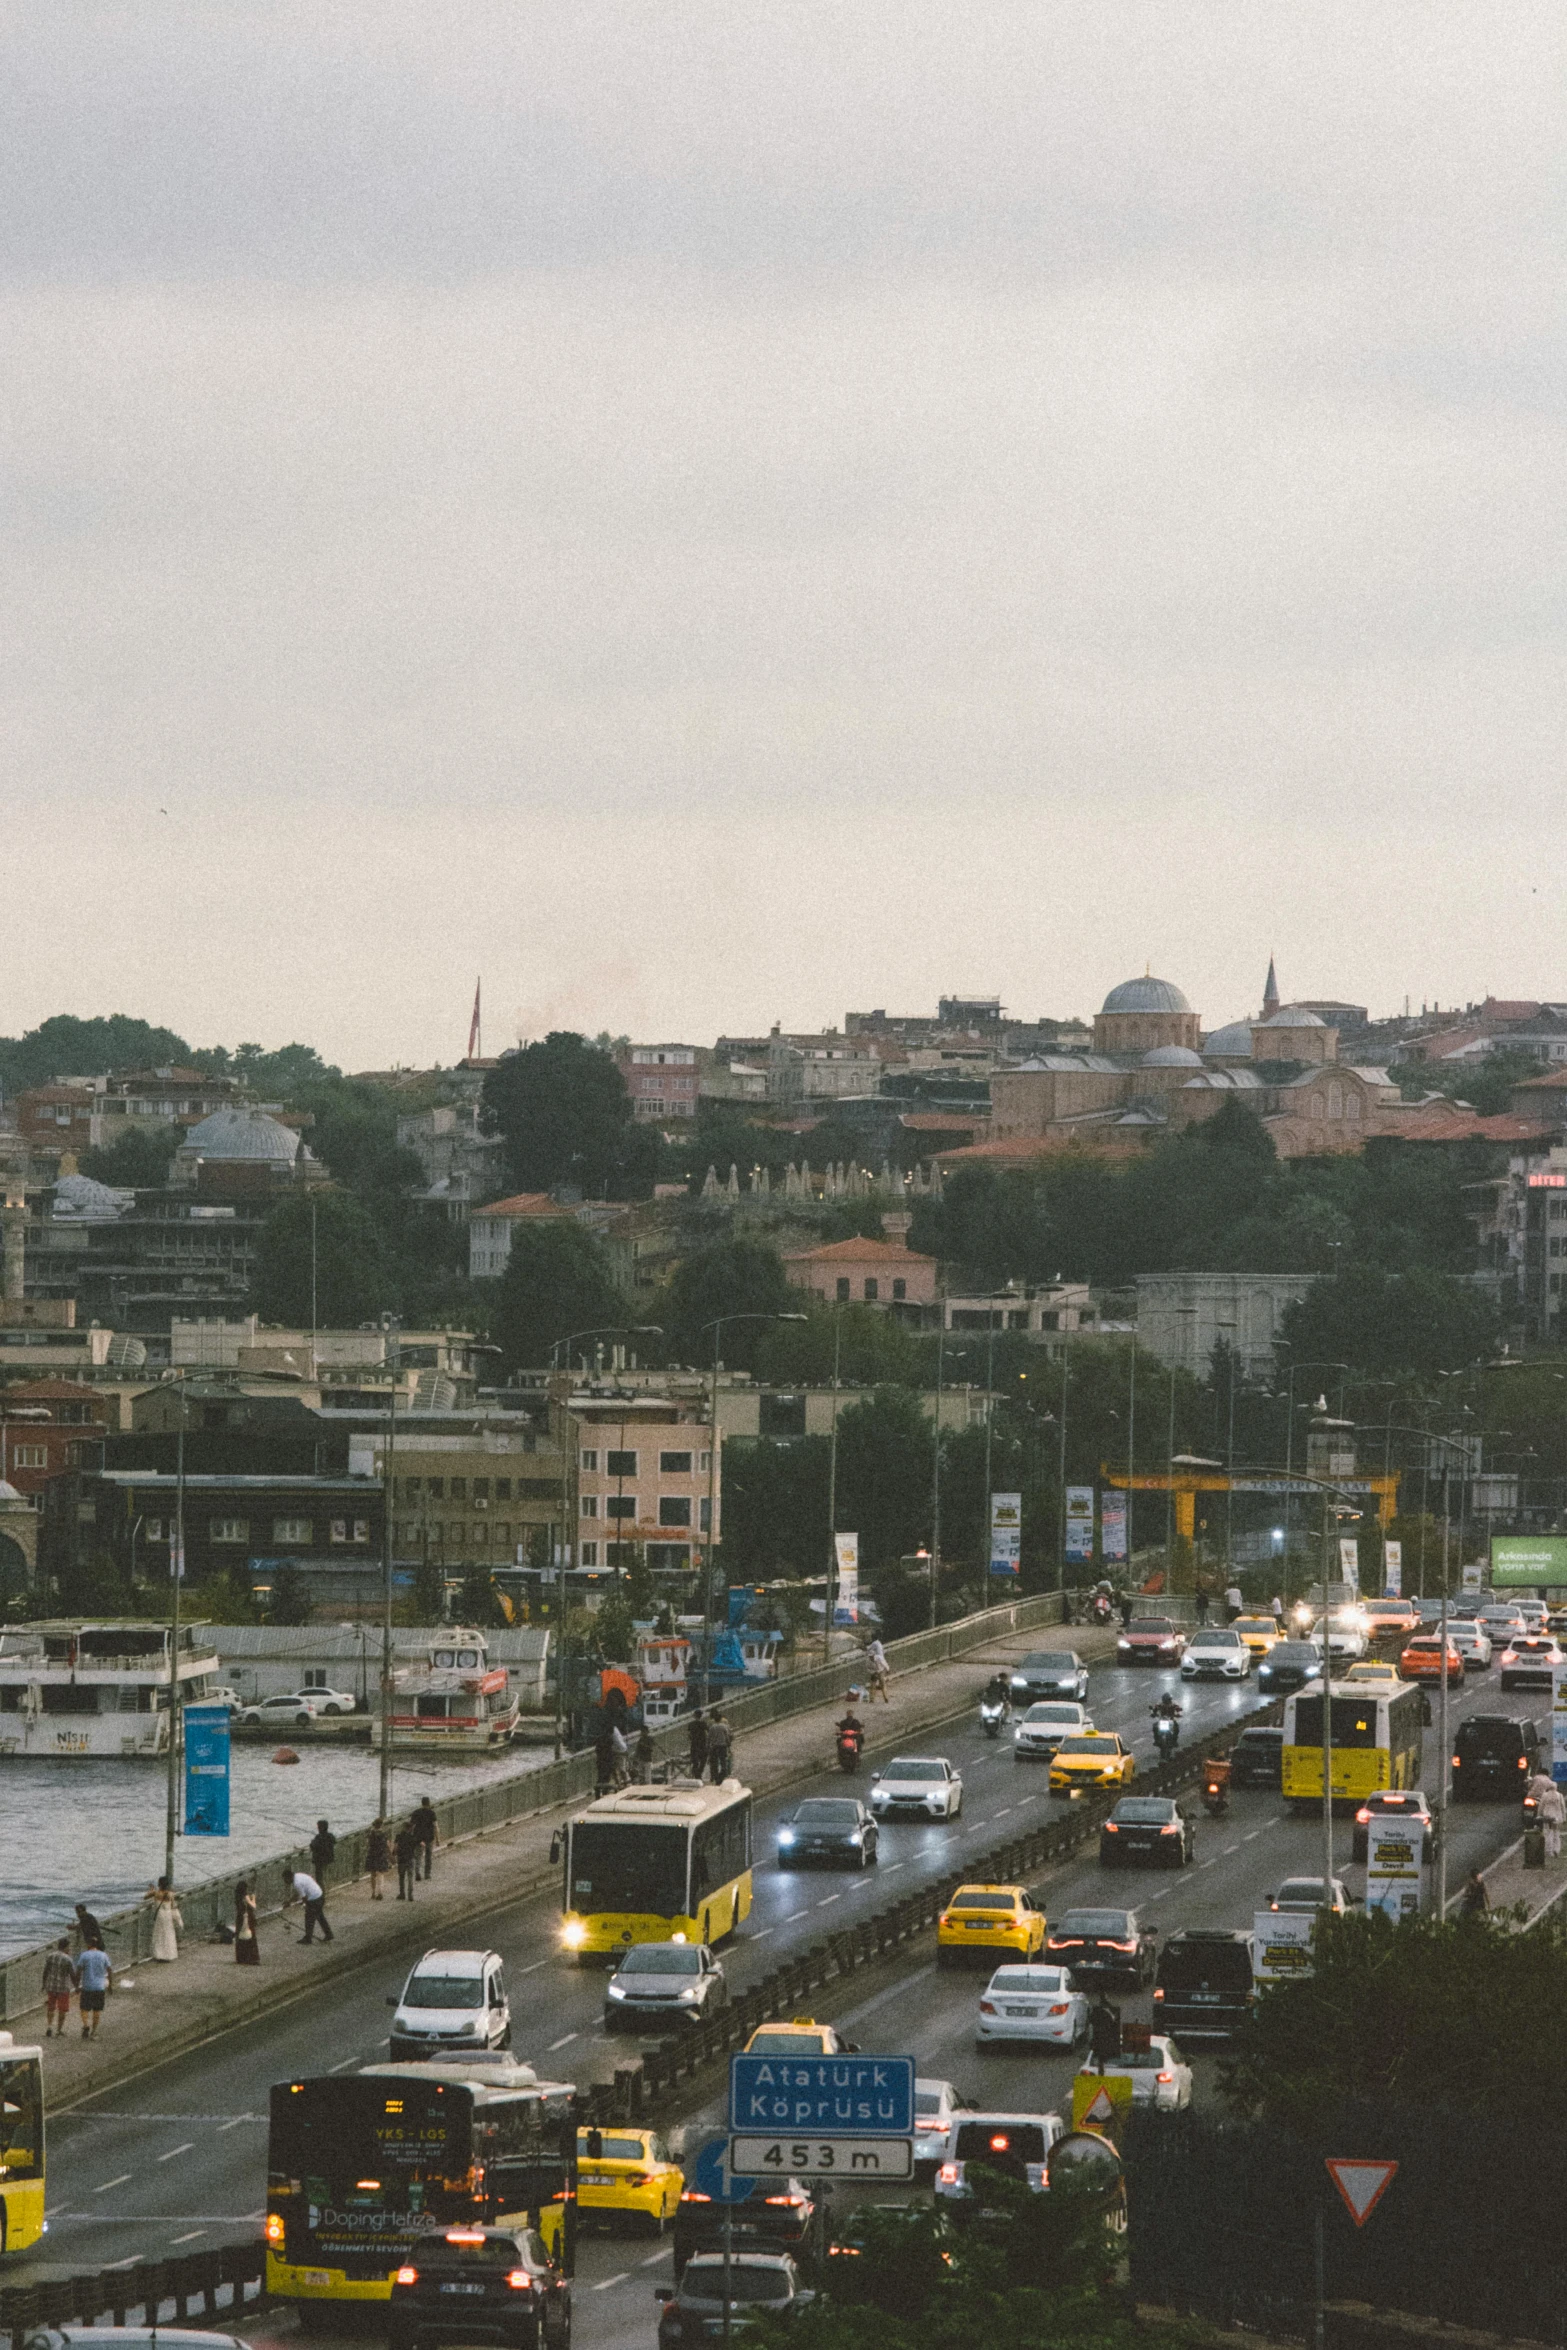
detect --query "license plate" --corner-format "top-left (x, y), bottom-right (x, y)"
top-left (966, 1920), bottom-right (996, 1930)
top-left (1192, 1991), bottom-right (1219, 2002)
top-left (441, 2282), bottom-right (486, 2295)
top-left (300, 2271), bottom-right (330, 2288)
top-left (1004, 2005), bottom-right (1035, 2016)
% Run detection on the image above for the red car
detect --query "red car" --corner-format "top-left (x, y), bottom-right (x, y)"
top-left (1400, 1635), bottom-right (1464, 1685)
top-left (1116, 1617), bottom-right (1187, 1667)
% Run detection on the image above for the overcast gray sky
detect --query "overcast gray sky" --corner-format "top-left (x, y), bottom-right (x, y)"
top-left (5, 4), bottom-right (1565, 1066)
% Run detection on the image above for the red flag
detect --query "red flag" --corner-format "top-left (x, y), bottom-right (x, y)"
top-left (467, 978), bottom-right (481, 1061)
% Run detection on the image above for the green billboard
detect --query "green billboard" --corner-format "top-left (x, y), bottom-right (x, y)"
top-left (1490, 1535), bottom-right (1567, 1588)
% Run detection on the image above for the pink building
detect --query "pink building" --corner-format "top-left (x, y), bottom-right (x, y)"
top-left (617, 1045), bottom-right (699, 1122)
top-left (783, 1234), bottom-right (938, 1312)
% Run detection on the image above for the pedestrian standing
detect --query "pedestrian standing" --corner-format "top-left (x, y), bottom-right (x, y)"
top-left (411, 1795), bottom-right (439, 1881)
top-left (42, 1938), bottom-right (74, 2036)
top-left (1459, 1868), bottom-right (1490, 1917)
top-left (632, 1725), bottom-right (655, 1784)
top-left (707, 1710), bottom-right (733, 1784)
top-left (1193, 1586), bottom-right (1210, 1627)
top-left (366, 1819), bottom-right (392, 1900)
top-left (687, 1707), bottom-right (709, 1780)
top-left (864, 1638), bottom-right (890, 1702)
top-left (1270, 1594), bottom-right (1284, 1626)
top-left (1224, 1582), bottom-right (1243, 1622)
top-left (594, 1723), bottom-right (616, 1794)
top-left (1538, 1779), bottom-right (1566, 1859)
top-left (145, 1875), bottom-right (182, 1962)
top-left (1117, 1591), bottom-right (1134, 1629)
top-left (310, 1819), bottom-right (337, 1884)
top-left (74, 1901), bottom-right (104, 1952)
top-left (234, 1879), bottom-right (260, 1966)
top-left (73, 1941), bottom-right (112, 2039)
top-left (394, 1818), bottom-right (419, 1902)
top-left (288, 1866), bottom-right (333, 1943)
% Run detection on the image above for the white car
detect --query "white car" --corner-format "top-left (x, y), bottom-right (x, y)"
top-left (976, 1965), bottom-right (1088, 2048)
top-left (1477, 1603), bottom-right (1527, 1644)
top-left (1180, 1629), bottom-right (1252, 1682)
top-left (1320, 1611), bottom-right (1369, 1663)
top-left (1013, 1701), bottom-right (1093, 1760)
top-left (869, 1756), bottom-right (963, 1819)
top-left (1097, 2032), bottom-right (1193, 2111)
top-left (935, 2110), bottom-right (1066, 2203)
top-left (1446, 1622), bottom-right (1493, 1671)
top-left (1266, 1874), bottom-right (1354, 1915)
top-left (913, 2077), bottom-right (972, 2169)
top-left (203, 1686), bottom-right (245, 1711)
top-left (389, 1947), bottom-right (511, 2061)
top-left (233, 1691), bottom-right (326, 1726)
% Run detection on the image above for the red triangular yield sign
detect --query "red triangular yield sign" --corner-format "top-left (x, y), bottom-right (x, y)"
top-left (1326, 2158), bottom-right (1398, 2226)
top-left (1083, 2087), bottom-right (1118, 2126)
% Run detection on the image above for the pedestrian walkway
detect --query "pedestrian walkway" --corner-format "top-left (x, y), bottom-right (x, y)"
top-left (31, 1619), bottom-right (1121, 2106)
top-left (1475, 1830), bottom-right (1567, 1930)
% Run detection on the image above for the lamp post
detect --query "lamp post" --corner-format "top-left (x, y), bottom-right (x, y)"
top-left (1056, 1337), bottom-right (1070, 1607)
top-left (545, 1324), bottom-right (662, 1753)
top-left (931, 1320), bottom-right (947, 1630)
top-left (163, 1371), bottom-right (188, 1890)
top-left (377, 1319), bottom-right (402, 1824)
top-left (1279, 1357), bottom-right (1348, 1600)
top-left (1214, 1321), bottom-right (1237, 1574)
top-left (698, 1312), bottom-right (805, 1698)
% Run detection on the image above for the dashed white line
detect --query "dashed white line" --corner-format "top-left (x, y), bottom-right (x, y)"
top-left (784, 1909), bottom-right (810, 1920)
top-left (1222, 1843), bottom-right (1240, 1855)
top-left (105, 2256), bottom-right (141, 2272)
top-left (640, 2246), bottom-right (673, 2267)
top-left (1196, 1858), bottom-right (1218, 1870)
top-left (1243, 1829), bottom-right (1264, 1842)
top-left (159, 2143), bottom-right (195, 2161)
top-left (216, 2116), bottom-right (253, 2132)
top-left (750, 1926), bottom-right (775, 1940)
top-left (817, 1895), bottom-right (841, 1907)
top-left (592, 2271), bottom-right (630, 2292)
top-left (547, 2033), bottom-right (577, 2051)
top-left (328, 2056), bottom-right (360, 2072)
top-left (880, 1862), bottom-right (906, 1872)
top-left (94, 2175), bottom-right (133, 2194)
top-left (517, 1958), bottom-right (553, 1975)
top-left (171, 2230), bottom-right (206, 2246)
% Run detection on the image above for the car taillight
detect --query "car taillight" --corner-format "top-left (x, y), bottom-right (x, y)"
top-left (1452, 1754), bottom-right (1462, 1768)
top-left (765, 2194), bottom-right (806, 2207)
top-left (265, 2213), bottom-right (285, 2247)
top-left (939, 1915), bottom-right (952, 1929)
top-left (938, 2163), bottom-right (958, 2183)
top-left (1518, 1756), bottom-right (1528, 1770)
top-left (1157, 2071), bottom-right (1173, 2085)
top-left (1159, 1825), bottom-right (1179, 1837)
top-left (979, 2000), bottom-right (997, 2014)
top-left (445, 2232), bottom-right (488, 2244)
top-left (1355, 1807), bottom-right (1370, 1823)
top-left (916, 2118), bottom-right (944, 2132)
top-left (1153, 1987), bottom-right (1164, 2001)
top-left (394, 2266), bottom-right (418, 2286)
top-left (506, 2270), bottom-right (535, 2291)
top-left (1110, 1939), bottom-right (1137, 1952)
top-left (1048, 2003), bottom-right (1070, 2016)
top-left (682, 2190), bottom-right (711, 2203)
top-left (1103, 1822), bottom-right (1119, 1834)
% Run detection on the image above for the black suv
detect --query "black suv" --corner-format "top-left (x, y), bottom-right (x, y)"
top-left (388, 2226), bottom-right (570, 2350)
top-left (1099, 1795), bottom-right (1194, 1868)
top-left (673, 2177), bottom-right (815, 2277)
top-left (1451, 1713), bottom-right (1541, 1801)
top-left (1153, 1928), bottom-right (1254, 2040)
top-left (1229, 1727), bottom-right (1285, 1789)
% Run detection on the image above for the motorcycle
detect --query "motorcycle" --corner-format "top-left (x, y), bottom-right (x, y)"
top-left (1091, 1592), bottom-right (1115, 1627)
top-left (1151, 1708), bottom-right (1181, 1760)
top-left (1200, 1757), bottom-right (1231, 1817)
top-left (836, 1722), bottom-right (864, 1773)
top-left (980, 1695), bottom-right (1010, 1739)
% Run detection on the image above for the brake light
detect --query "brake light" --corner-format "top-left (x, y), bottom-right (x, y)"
top-left (979, 2000), bottom-right (997, 2014)
top-left (1110, 1939), bottom-right (1137, 1952)
top-left (506, 2270), bottom-right (534, 2291)
top-left (916, 2118), bottom-right (944, 2132)
top-left (445, 2231), bottom-right (487, 2244)
top-left (1152, 1987), bottom-right (1164, 2001)
top-left (765, 2194), bottom-right (805, 2207)
top-left (989, 2134), bottom-right (1010, 2152)
top-left (1452, 1755), bottom-right (1462, 1768)
top-left (1519, 1756), bottom-right (1528, 1770)
top-left (1159, 1825), bottom-right (1179, 1837)
top-left (938, 2163), bottom-right (958, 2183)
top-left (265, 2213), bottom-right (285, 2247)
top-left (1157, 2071), bottom-right (1173, 2085)
top-left (939, 1915), bottom-right (952, 1929)
top-left (1355, 1807), bottom-right (1370, 1824)
top-left (1103, 1823), bottom-right (1119, 1834)
top-left (627, 2172), bottom-right (653, 2188)
top-left (394, 2266), bottom-right (418, 2286)
top-left (1048, 2003), bottom-right (1070, 2016)
top-left (682, 2190), bottom-right (711, 2203)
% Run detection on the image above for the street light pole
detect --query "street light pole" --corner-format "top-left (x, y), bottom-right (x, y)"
top-left (1056, 1338), bottom-right (1069, 1608)
top-left (698, 1311), bottom-right (804, 1698)
top-left (825, 1314), bottom-right (842, 1671)
top-left (163, 1372), bottom-right (187, 1890)
top-left (378, 1324), bottom-right (400, 1823)
top-left (930, 1320), bottom-right (946, 1631)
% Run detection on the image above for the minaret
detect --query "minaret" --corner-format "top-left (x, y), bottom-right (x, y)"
top-left (2, 1180), bottom-right (25, 1302)
top-left (1262, 956), bottom-right (1280, 1019)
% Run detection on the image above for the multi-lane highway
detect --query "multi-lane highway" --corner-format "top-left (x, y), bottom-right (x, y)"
top-left (24, 1653), bottom-right (1544, 2350)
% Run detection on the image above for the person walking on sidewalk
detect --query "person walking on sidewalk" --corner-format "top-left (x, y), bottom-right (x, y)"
top-left (310, 1819), bottom-right (337, 1885)
top-left (366, 1819), bottom-right (392, 1900)
top-left (394, 1817), bottom-right (419, 1902)
top-left (145, 1875), bottom-right (182, 1962)
top-left (42, 1938), bottom-right (74, 2036)
top-left (1538, 1778), bottom-right (1566, 1858)
top-left (288, 1866), bottom-right (334, 1944)
top-left (1460, 1868), bottom-right (1490, 1918)
top-left (707, 1710), bottom-right (733, 1784)
top-left (411, 1795), bottom-right (439, 1881)
top-left (1193, 1586), bottom-right (1210, 1627)
top-left (864, 1638), bottom-right (890, 1703)
top-left (73, 1941), bottom-right (112, 2039)
top-left (234, 1879), bottom-right (260, 1966)
top-left (687, 1708), bottom-right (709, 1780)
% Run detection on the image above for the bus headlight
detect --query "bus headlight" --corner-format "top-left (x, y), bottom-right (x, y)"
top-left (562, 1920), bottom-right (586, 1949)
top-left (265, 2213), bottom-right (285, 2246)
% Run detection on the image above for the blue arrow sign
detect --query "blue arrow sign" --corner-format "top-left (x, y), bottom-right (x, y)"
top-left (692, 2135), bottom-right (756, 2204)
top-left (728, 2054), bottom-right (914, 2136)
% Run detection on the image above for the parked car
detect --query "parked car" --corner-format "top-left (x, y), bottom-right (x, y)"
top-left (869, 1756), bottom-right (963, 1819)
top-left (1013, 1701), bottom-right (1093, 1760)
top-left (1351, 1789), bottom-right (1433, 1863)
top-left (1115, 1617), bottom-right (1187, 1666)
top-left (387, 2225), bottom-right (569, 2350)
top-left (1099, 1795), bottom-right (1193, 1868)
top-left (603, 1941), bottom-right (727, 2032)
top-left (776, 1798), bottom-right (878, 1868)
top-left (233, 1691), bottom-right (326, 1726)
top-left (1153, 1927), bottom-right (1255, 2040)
top-left (1451, 1712), bottom-right (1542, 1799)
top-left (657, 2254), bottom-right (811, 2347)
top-left (1180, 1628), bottom-right (1252, 1682)
top-left (1008, 1650), bottom-right (1090, 1704)
top-left (1044, 1905), bottom-right (1156, 1987)
top-left (389, 1948), bottom-right (511, 2062)
top-left (976, 1964), bottom-right (1088, 2048)
top-left (1228, 1726), bottom-right (1284, 1788)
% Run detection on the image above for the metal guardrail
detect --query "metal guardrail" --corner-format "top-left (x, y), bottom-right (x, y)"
top-left (0, 1590), bottom-right (1068, 2027)
top-left (584, 1695), bottom-right (1285, 2123)
top-left (0, 2239), bottom-right (264, 2339)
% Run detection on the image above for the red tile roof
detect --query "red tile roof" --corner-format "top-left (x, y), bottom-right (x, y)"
top-left (1378, 1106), bottom-right (1555, 1144)
top-left (1513, 1067), bottom-right (1567, 1093)
top-left (783, 1235), bottom-right (934, 1265)
top-left (898, 1112), bottom-right (981, 1133)
top-left (475, 1191), bottom-right (570, 1218)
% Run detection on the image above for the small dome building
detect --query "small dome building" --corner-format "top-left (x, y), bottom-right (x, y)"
top-left (172, 1106), bottom-right (321, 1194)
top-left (1092, 974), bottom-right (1202, 1059)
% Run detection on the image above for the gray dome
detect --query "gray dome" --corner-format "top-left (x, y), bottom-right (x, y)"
top-left (52, 1172), bottom-right (134, 1218)
top-left (183, 1107), bottom-right (302, 1163)
top-left (1101, 975), bottom-right (1192, 1015)
top-left (1259, 1005), bottom-right (1325, 1028)
top-left (1203, 1020), bottom-right (1256, 1059)
top-left (1142, 1045), bottom-right (1203, 1067)
top-left (0, 1478), bottom-right (22, 1504)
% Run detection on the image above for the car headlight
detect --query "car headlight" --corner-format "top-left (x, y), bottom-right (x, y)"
top-left (847, 1832), bottom-right (862, 1846)
top-left (778, 1829), bottom-right (795, 1844)
top-left (607, 1983), bottom-right (626, 2000)
top-left (677, 1987), bottom-right (698, 2003)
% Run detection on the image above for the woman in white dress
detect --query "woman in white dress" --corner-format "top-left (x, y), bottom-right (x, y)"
top-left (146, 1875), bottom-right (182, 1962)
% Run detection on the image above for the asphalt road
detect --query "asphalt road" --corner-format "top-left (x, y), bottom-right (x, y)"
top-left (24, 1655), bottom-right (1544, 2350)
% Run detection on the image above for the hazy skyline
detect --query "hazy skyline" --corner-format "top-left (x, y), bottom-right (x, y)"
top-left (5, 5), bottom-right (1565, 1067)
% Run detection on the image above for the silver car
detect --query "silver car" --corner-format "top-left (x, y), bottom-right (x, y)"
top-left (1013, 1701), bottom-right (1092, 1760)
top-left (604, 1940), bottom-right (728, 2031)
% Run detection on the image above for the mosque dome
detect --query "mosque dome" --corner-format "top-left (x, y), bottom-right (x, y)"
top-left (0, 1478), bottom-right (24, 1504)
top-left (52, 1173), bottom-right (134, 1219)
top-left (1203, 1021), bottom-right (1256, 1059)
top-left (1142, 1045), bottom-right (1203, 1067)
top-left (183, 1107), bottom-right (304, 1164)
top-left (1101, 975), bottom-right (1192, 1016)
top-left (1259, 1006), bottom-right (1325, 1028)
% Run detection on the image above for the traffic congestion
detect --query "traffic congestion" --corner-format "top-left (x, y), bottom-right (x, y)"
top-left (16, 1585), bottom-right (1556, 2350)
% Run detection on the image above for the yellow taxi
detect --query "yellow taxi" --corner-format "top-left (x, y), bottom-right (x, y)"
top-left (936, 1884), bottom-right (1046, 1969)
top-left (576, 2125), bottom-right (684, 2235)
top-left (1049, 1732), bottom-right (1136, 1797)
top-left (744, 2016), bottom-right (856, 2057)
top-left (1232, 1614), bottom-right (1282, 1656)
top-left (1344, 1659), bottom-right (1402, 1686)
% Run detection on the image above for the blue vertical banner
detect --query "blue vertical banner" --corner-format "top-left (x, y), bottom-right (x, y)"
top-left (1065, 1486), bottom-right (1095, 1563)
top-left (184, 1702), bottom-right (231, 1836)
top-left (989, 1492), bottom-right (1022, 1577)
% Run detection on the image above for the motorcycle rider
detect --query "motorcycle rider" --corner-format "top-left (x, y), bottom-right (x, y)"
top-left (836, 1703), bottom-right (865, 1749)
top-left (1151, 1691), bottom-right (1183, 1750)
top-left (982, 1672), bottom-right (1012, 1716)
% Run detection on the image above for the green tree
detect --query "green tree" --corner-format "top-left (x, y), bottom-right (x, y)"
top-left (456, 1565), bottom-right (506, 1628)
top-left (1278, 1266), bottom-right (1498, 1379)
top-left (834, 1389), bottom-right (934, 1571)
top-left (266, 1565), bottom-right (313, 1625)
top-left (755, 1303), bottom-right (920, 1388)
top-left (721, 1436), bottom-right (832, 1579)
top-left (0, 1013), bottom-right (191, 1093)
top-left (666, 1237), bottom-right (793, 1368)
top-left (79, 1120), bottom-right (180, 1189)
top-left (493, 1222), bottom-right (625, 1372)
top-left (482, 1033), bottom-right (659, 1198)
top-left (412, 1554), bottom-right (446, 1625)
top-left (252, 1189), bottom-right (394, 1326)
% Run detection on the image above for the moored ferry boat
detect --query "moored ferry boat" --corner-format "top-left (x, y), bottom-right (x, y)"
top-left (0, 1619), bottom-right (222, 1758)
top-left (370, 1630), bottom-right (519, 1752)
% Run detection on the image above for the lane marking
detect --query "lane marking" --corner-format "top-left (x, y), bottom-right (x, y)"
top-left (1222, 1843), bottom-right (1240, 1855)
top-left (881, 1862), bottom-right (905, 1873)
top-left (217, 2116), bottom-right (251, 2132)
top-left (750, 1926), bottom-right (775, 1940)
top-left (783, 1910), bottom-right (810, 1920)
top-left (159, 2143), bottom-right (195, 2161)
top-left (547, 2033), bottom-right (577, 2051)
top-left (105, 2256), bottom-right (141, 2271)
top-left (593, 2271), bottom-right (630, 2292)
top-left (517, 1958), bottom-right (553, 1975)
top-left (1196, 1858), bottom-right (1218, 1870)
top-left (1243, 1829), bottom-right (1264, 1842)
top-left (817, 1895), bottom-right (841, 1908)
top-left (94, 2175), bottom-right (133, 2193)
top-left (640, 2247), bottom-right (673, 2266)
top-left (171, 2230), bottom-right (207, 2246)
top-left (328, 2056), bottom-right (361, 2072)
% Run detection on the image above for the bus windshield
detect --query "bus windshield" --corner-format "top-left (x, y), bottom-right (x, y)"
top-left (569, 1821), bottom-right (688, 1915)
top-left (1290, 1696), bottom-right (1380, 1748)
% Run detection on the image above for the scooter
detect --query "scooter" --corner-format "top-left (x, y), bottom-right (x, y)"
top-left (1200, 1757), bottom-right (1231, 1817)
top-left (1091, 1592), bottom-right (1115, 1627)
top-left (836, 1722), bottom-right (864, 1772)
top-left (980, 1695), bottom-right (1010, 1739)
top-left (1151, 1708), bottom-right (1181, 1760)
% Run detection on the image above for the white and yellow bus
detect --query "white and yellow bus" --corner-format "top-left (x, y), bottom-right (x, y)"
top-left (0, 2037), bottom-right (44, 2257)
top-left (1281, 1680), bottom-right (1423, 1810)
top-left (555, 1780), bottom-right (753, 1960)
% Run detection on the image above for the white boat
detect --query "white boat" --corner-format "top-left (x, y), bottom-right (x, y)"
top-left (370, 1630), bottom-right (520, 1752)
top-left (0, 1619), bottom-right (223, 1758)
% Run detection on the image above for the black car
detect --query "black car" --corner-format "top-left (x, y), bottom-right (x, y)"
top-left (1099, 1795), bottom-right (1194, 1869)
top-left (1009, 1649), bottom-right (1090, 1705)
top-left (674, 2177), bottom-right (815, 2277)
top-left (1229, 1726), bottom-right (1285, 1788)
top-left (776, 1796), bottom-right (878, 1868)
top-left (658, 2253), bottom-right (813, 2347)
top-left (1153, 1928), bottom-right (1254, 2040)
top-left (387, 2226), bottom-right (569, 2350)
top-left (1451, 1712), bottom-right (1541, 1799)
top-left (1256, 1641), bottom-right (1322, 1695)
top-left (1044, 1905), bottom-right (1155, 1986)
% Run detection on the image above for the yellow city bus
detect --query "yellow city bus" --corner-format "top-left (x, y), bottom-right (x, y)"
top-left (554, 1780), bottom-right (753, 1960)
top-left (267, 2063), bottom-right (576, 2312)
top-left (1281, 1681), bottom-right (1424, 1810)
top-left (0, 2038), bottom-right (45, 2257)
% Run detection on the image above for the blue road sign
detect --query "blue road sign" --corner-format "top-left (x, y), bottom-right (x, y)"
top-left (692, 2135), bottom-right (755, 2204)
top-left (729, 2054), bottom-right (914, 2137)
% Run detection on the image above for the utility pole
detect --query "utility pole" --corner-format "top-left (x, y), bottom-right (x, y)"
top-left (163, 1372), bottom-right (186, 1889)
top-left (378, 1326), bottom-right (399, 1822)
top-left (1056, 1341), bottom-right (1070, 1605)
top-left (825, 1314), bottom-right (841, 1671)
top-left (983, 1309), bottom-right (997, 1578)
top-left (930, 1321), bottom-right (946, 1630)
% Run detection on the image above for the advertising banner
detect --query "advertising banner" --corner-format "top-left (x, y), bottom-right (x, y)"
top-left (1065, 1487), bottom-right (1096, 1564)
top-left (1364, 1815), bottom-right (1425, 1922)
top-left (834, 1531), bottom-right (859, 1623)
top-left (1101, 1490), bottom-right (1127, 1565)
top-left (183, 1701), bottom-right (231, 1837)
top-left (989, 1491), bottom-right (1022, 1578)
top-left (1338, 1538), bottom-right (1359, 1588)
top-left (1491, 1534), bottom-right (1567, 1588)
top-left (1382, 1541), bottom-right (1402, 1599)
top-left (1462, 1562), bottom-right (1484, 1594)
top-left (1253, 1909), bottom-right (1316, 1982)
top-left (1552, 1663), bottom-right (1567, 1789)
